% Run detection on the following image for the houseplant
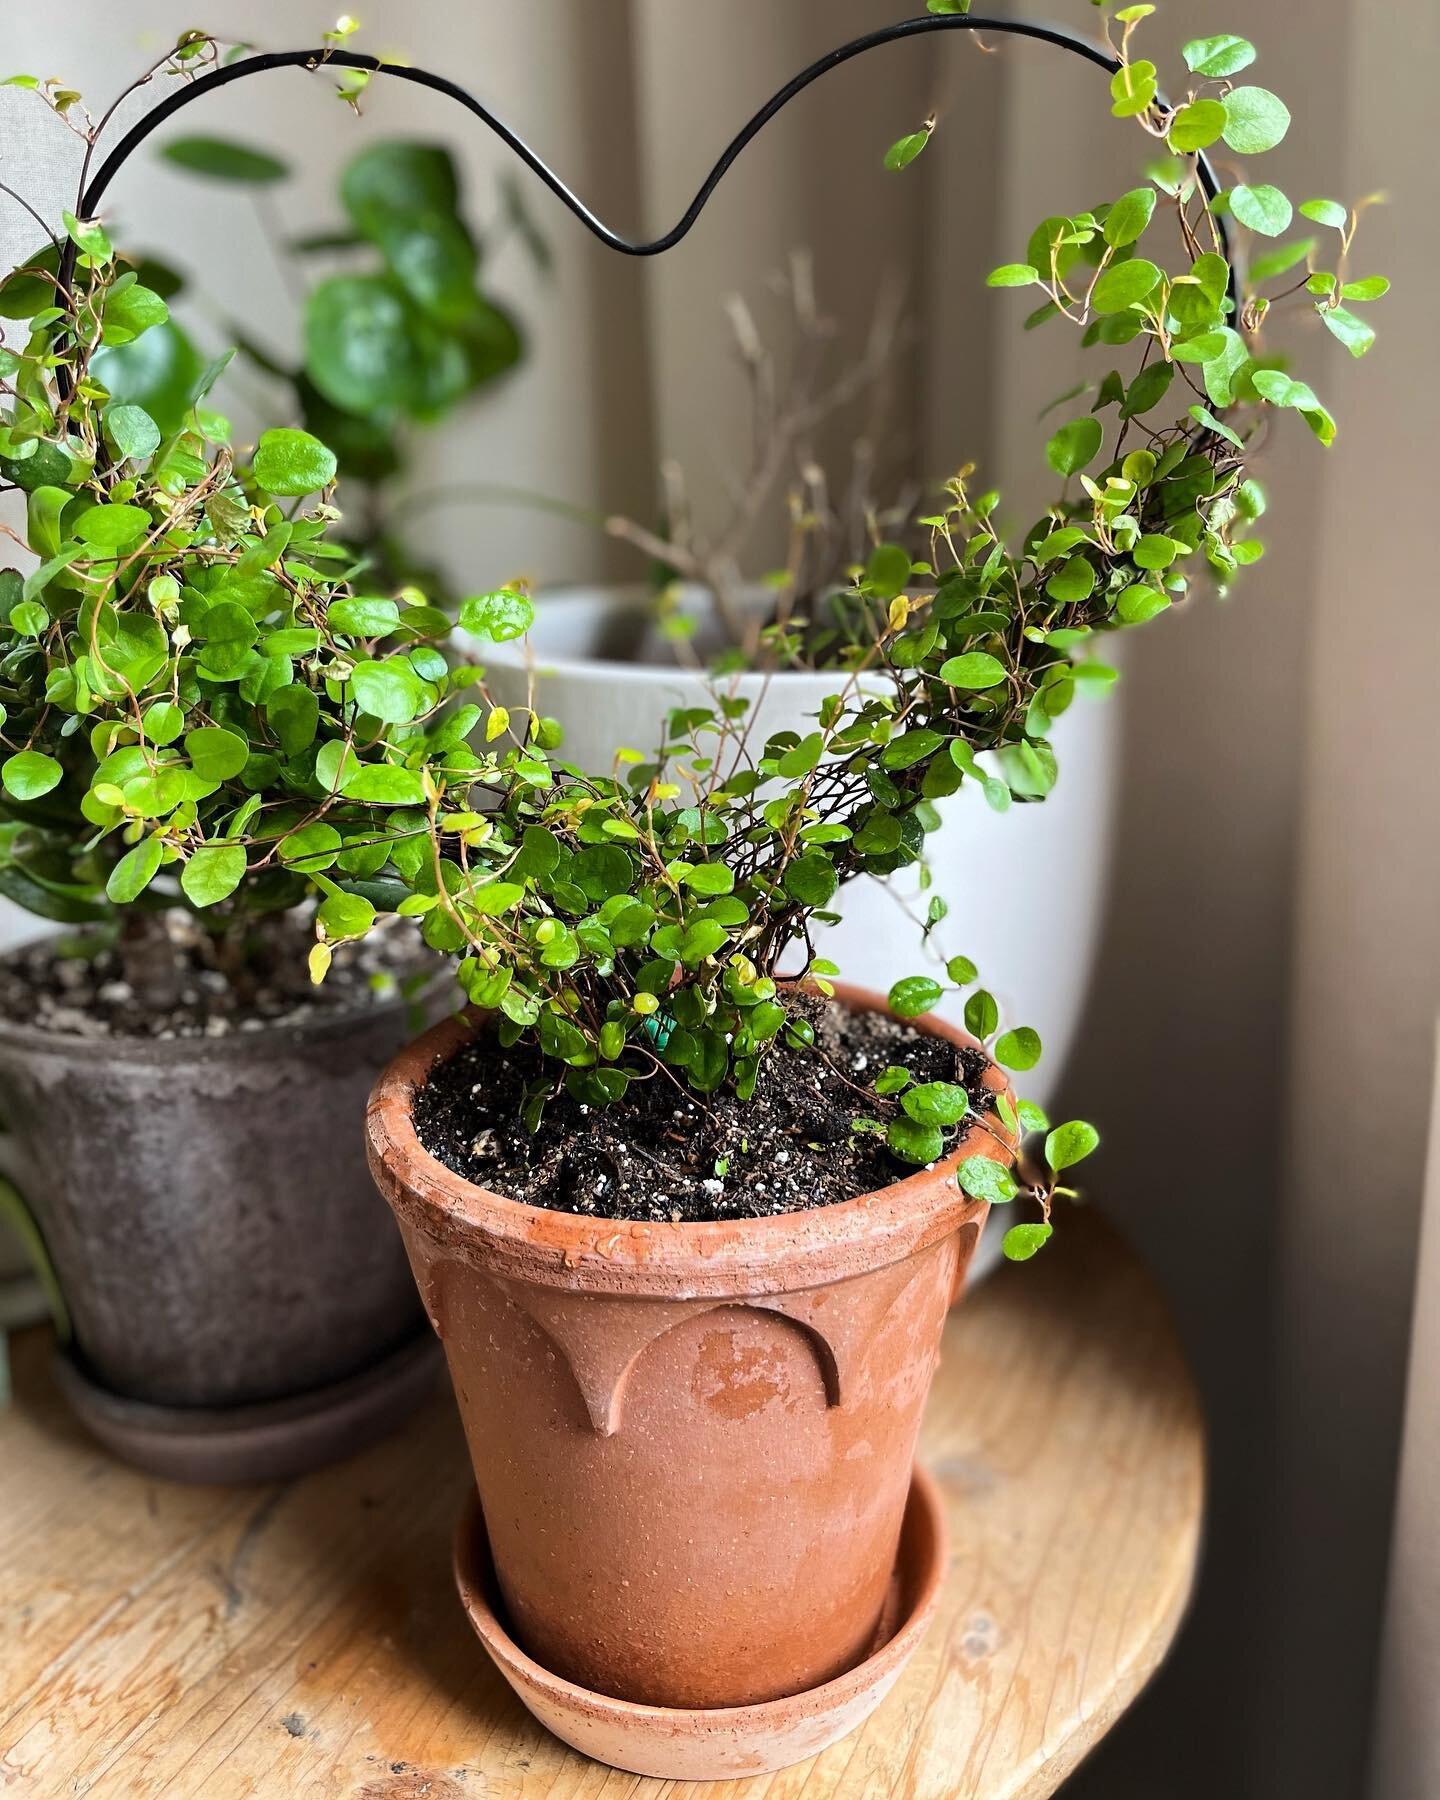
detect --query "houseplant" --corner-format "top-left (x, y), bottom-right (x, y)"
top-left (364, 1), bottom-right (1386, 1774)
top-left (0, 26), bottom-right (541, 1364)
top-left (0, 34), bottom-right (506, 1477)
top-left (365, 571), bottom-right (1075, 1760)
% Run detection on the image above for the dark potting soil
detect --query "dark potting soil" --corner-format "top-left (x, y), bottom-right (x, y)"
top-left (414, 996), bottom-right (998, 1222)
top-left (0, 909), bottom-right (431, 1040)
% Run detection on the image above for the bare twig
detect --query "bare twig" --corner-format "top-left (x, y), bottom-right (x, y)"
top-left (604, 251), bottom-right (918, 669)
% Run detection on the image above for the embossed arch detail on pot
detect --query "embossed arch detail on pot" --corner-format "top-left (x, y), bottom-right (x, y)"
top-left (485, 1240), bottom-right (951, 1434)
top-left (492, 1278), bottom-right (848, 1436)
top-left (493, 1246), bottom-right (950, 1438)
top-left (365, 983), bottom-right (1012, 1304)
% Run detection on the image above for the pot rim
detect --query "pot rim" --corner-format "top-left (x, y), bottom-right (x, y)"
top-left (0, 967), bottom-right (432, 1065)
top-left (366, 979), bottom-right (1009, 1299)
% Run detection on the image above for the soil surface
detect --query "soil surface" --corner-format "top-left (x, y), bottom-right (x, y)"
top-left (0, 909), bottom-right (430, 1040)
top-left (415, 996), bottom-right (998, 1222)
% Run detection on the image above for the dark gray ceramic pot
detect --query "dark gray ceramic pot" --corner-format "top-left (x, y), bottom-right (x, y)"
top-left (0, 991), bottom-right (440, 1480)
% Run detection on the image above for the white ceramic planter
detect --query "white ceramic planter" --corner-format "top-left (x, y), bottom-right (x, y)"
top-left (477, 586), bottom-right (1121, 1279)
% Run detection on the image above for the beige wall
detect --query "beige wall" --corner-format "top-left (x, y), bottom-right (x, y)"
top-left (1265, 0), bottom-right (1440, 1787)
top-left (4, 6), bottom-right (1437, 1790)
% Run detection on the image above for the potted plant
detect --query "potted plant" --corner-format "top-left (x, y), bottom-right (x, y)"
top-left (0, 34), bottom-right (523, 1478)
top-left (365, 577), bottom-right (1073, 1766)
top-left (0, 33), bottom-right (540, 1350)
top-left (363, 3), bottom-right (1385, 1775)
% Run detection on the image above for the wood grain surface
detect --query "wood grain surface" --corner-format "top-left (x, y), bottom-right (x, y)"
top-left (0, 1209), bottom-right (1202, 1798)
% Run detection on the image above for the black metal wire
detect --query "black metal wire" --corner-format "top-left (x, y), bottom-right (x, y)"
top-left (56, 16), bottom-right (1234, 304)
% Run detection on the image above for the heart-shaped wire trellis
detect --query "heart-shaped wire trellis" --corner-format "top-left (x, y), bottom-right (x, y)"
top-left (53, 14), bottom-right (1235, 326)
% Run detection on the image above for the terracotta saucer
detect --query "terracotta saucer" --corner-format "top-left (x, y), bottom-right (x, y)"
top-left (452, 1461), bottom-right (948, 1780)
top-left (54, 1328), bottom-right (442, 1484)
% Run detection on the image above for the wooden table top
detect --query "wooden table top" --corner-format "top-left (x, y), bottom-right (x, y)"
top-left (0, 1210), bottom-right (1202, 1799)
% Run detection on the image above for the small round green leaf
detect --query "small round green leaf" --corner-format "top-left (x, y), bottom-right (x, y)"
top-left (1299, 197), bottom-right (1348, 230)
top-left (781, 853), bottom-right (837, 907)
top-left (1, 749), bottom-right (62, 800)
top-left (1046, 556), bottom-right (1096, 604)
top-left (957, 1154), bottom-right (1019, 1203)
top-left (342, 765), bottom-right (427, 805)
top-left (887, 1116), bottom-right (943, 1165)
top-left (902, 1081), bottom-right (970, 1127)
top-left (938, 652), bottom-right (1007, 690)
top-left (180, 844), bottom-right (247, 907)
top-left (1133, 534), bottom-right (1180, 570)
top-left (884, 130), bottom-right (930, 172)
top-left (101, 284), bottom-right (168, 347)
top-left (1091, 259), bottom-right (1161, 314)
top-left (777, 733), bottom-right (825, 779)
top-left (348, 658), bottom-right (425, 724)
top-left (1045, 415), bottom-right (1104, 476)
top-left (9, 601), bottom-right (47, 636)
top-left (863, 543), bottom-right (913, 601)
top-left (106, 837), bottom-right (163, 904)
top-left (278, 821), bottom-right (343, 872)
top-left (888, 976), bottom-right (944, 1019)
top-left (142, 701), bottom-right (184, 746)
top-left (1002, 1222), bottom-right (1053, 1262)
top-left (1182, 34), bottom-right (1256, 78)
top-left (964, 988), bottom-right (999, 1039)
top-left (1320, 305), bottom-right (1375, 358)
top-left (1230, 183), bottom-right (1293, 238)
top-left (459, 589), bottom-right (534, 642)
top-left (681, 862), bottom-right (735, 897)
top-left (994, 1026), bottom-right (1042, 1072)
top-left (1168, 99), bottom-right (1227, 154)
top-left (104, 403), bottom-right (161, 461)
top-left (252, 427), bottom-right (337, 497)
top-left (265, 687), bottom-right (319, 758)
top-left (317, 890), bottom-right (376, 940)
top-left (1222, 86), bottom-right (1291, 155)
top-left (1045, 1120), bottom-right (1100, 1172)
top-left (74, 502), bottom-right (151, 551)
top-left (986, 263), bottom-right (1040, 287)
top-left (1110, 60), bottom-right (1158, 119)
top-left (184, 726), bottom-right (249, 782)
top-left (327, 596), bottom-right (402, 638)
top-left (1102, 188), bottom-right (1156, 248)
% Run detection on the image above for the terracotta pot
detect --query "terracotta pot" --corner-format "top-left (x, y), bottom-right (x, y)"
top-left (367, 981), bottom-right (1011, 1710)
top-left (0, 980), bottom-right (440, 1481)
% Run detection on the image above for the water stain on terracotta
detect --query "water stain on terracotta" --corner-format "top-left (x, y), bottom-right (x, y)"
top-left (692, 1323), bottom-right (789, 1420)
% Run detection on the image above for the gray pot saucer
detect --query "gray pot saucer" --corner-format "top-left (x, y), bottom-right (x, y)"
top-left (53, 1327), bottom-right (442, 1484)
